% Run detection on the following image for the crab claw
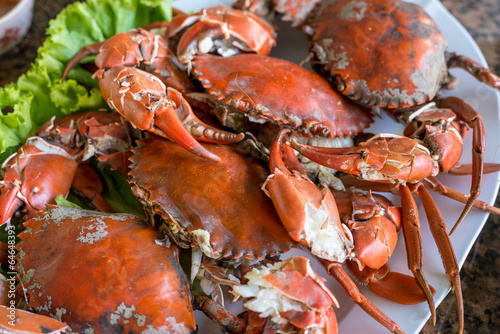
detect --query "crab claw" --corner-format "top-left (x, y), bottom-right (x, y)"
top-left (262, 129), bottom-right (354, 262)
top-left (0, 137), bottom-right (78, 225)
top-left (99, 66), bottom-right (244, 161)
top-left (232, 256), bottom-right (339, 334)
top-left (332, 188), bottom-right (401, 270)
top-left (290, 135), bottom-right (439, 183)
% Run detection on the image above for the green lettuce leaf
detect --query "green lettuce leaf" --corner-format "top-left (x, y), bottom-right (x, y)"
top-left (0, 0), bottom-right (173, 160)
top-left (0, 85), bottom-right (34, 155)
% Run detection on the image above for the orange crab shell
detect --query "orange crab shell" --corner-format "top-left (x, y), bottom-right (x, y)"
top-left (16, 206), bottom-right (196, 333)
top-left (305, 0), bottom-right (448, 108)
top-left (191, 54), bottom-right (373, 138)
top-left (129, 135), bottom-right (295, 261)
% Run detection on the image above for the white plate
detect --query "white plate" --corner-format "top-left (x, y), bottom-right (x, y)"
top-left (172, 0), bottom-right (500, 333)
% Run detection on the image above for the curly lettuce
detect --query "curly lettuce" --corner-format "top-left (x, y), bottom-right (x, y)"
top-left (0, 0), bottom-right (173, 158)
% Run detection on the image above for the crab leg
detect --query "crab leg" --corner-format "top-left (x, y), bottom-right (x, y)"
top-left (193, 295), bottom-right (246, 333)
top-left (435, 96), bottom-right (485, 234)
top-left (99, 66), bottom-right (244, 161)
top-left (422, 176), bottom-right (500, 216)
top-left (62, 41), bottom-right (103, 81)
top-left (319, 260), bottom-right (405, 334)
top-left (338, 173), bottom-right (500, 216)
top-left (448, 162), bottom-right (500, 175)
top-left (446, 51), bottom-right (500, 89)
top-left (413, 183), bottom-right (464, 334)
top-left (398, 184), bottom-right (436, 325)
top-left (345, 261), bottom-right (436, 305)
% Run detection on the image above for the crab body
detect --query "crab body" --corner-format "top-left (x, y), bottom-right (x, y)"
top-left (129, 135), bottom-right (295, 263)
top-left (304, 0), bottom-right (448, 108)
top-left (191, 53), bottom-right (373, 142)
top-left (16, 206), bottom-right (196, 333)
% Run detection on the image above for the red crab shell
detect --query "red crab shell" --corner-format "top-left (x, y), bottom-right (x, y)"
top-left (16, 206), bottom-right (195, 334)
top-left (129, 135), bottom-right (295, 261)
top-left (305, 0), bottom-right (448, 108)
top-left (191, 53), bottom-right (373, 138)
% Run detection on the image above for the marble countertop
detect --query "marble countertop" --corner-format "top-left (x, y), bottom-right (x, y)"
top-left (0, 1), bottom-right (498, 333)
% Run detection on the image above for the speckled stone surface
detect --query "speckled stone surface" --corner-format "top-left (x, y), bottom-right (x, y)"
top-left (0, 1), bottom-right (499, 334)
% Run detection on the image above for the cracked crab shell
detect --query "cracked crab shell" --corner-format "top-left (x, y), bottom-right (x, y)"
top-left (16, 206), bottom-right (195, 334)
top-left (306, 0), bottom-right (448, 108)
top-left (130, 135), bottom-right (295, 262)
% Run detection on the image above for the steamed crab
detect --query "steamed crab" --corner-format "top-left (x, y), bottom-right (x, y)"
top-left (188, 53), bottom-right (373, 146)
top-left (4, 1), bottom-right (496, 332)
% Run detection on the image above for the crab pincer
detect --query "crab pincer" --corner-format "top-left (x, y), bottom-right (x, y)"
top-left (0, 137), bottom-right (78, 225)
top-left (98, 66), bottom-right (244, 161)
top-left (262, 129), bottom-right (354, 262)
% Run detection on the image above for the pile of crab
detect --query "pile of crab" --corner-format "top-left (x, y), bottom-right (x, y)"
top-left (1, 1), bottom-right (500, 333)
